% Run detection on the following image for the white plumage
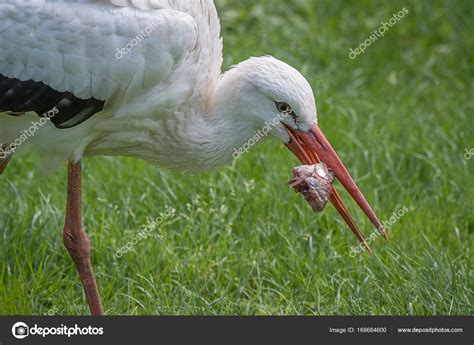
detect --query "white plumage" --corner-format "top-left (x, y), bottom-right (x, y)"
top-left (1, 1), bottom-right (222, 99)
top-left (0, 0), bottom-right (319, 172)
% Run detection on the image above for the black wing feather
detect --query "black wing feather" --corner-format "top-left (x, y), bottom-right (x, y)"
top-left (0, 74), bottom-right (105, 129)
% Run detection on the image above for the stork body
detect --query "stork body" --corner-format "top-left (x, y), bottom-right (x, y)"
top-left (1, 0), bottom-right (227, 171)
top-left (0, 0), bottom-right (386, 315)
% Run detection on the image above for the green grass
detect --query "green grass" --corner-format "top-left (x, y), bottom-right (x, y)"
top-left (0, 0), bottom-right (472, 315)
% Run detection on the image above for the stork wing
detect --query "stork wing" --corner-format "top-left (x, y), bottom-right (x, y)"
top-left (0, 1), bottom-right (199, 128)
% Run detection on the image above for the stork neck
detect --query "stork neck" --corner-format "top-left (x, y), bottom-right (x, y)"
top-left (182, 108), bottom-right (256, 172)
top-left (181, 73), bottom-right (260, 172)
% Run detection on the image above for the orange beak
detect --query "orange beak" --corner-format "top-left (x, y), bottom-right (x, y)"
top-left (285, 124), bottom-right (388, 253)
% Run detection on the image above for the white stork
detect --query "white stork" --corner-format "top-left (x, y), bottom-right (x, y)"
top-left (0, 0), bottom-right (387, 315)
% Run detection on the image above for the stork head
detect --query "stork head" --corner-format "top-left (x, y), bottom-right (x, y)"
top-left (217, 56), bottom-right (387, 250)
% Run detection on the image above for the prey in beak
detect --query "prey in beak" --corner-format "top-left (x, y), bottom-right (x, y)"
top-left (285, 124), bottom-right (388, 253)
top-left (288, 163), bottom-right (334, 213)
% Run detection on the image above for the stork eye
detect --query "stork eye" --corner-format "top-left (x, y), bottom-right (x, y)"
top-left (275, 101), bottom-right (290, 113)
top-left (275, 101), bottom-right (297, 121)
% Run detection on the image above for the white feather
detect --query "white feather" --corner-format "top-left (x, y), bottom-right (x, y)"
top-left (0, 0), bottom-right (317, 173)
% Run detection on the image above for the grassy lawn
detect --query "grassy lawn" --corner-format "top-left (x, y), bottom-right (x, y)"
top-left (0, 0), bottom-right (472, 315)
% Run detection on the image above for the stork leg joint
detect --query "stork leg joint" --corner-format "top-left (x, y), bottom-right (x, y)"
top-left (63, 225), bottom-right (91, 263)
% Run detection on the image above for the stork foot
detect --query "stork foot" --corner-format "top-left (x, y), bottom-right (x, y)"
top-left (63, 160), bottom-right (104, 316)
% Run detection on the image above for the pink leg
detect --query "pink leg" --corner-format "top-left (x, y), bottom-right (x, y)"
top-left (62, 160), bottom-right (104, 315)
top-left (0, 144), bottom-right (12, 174)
